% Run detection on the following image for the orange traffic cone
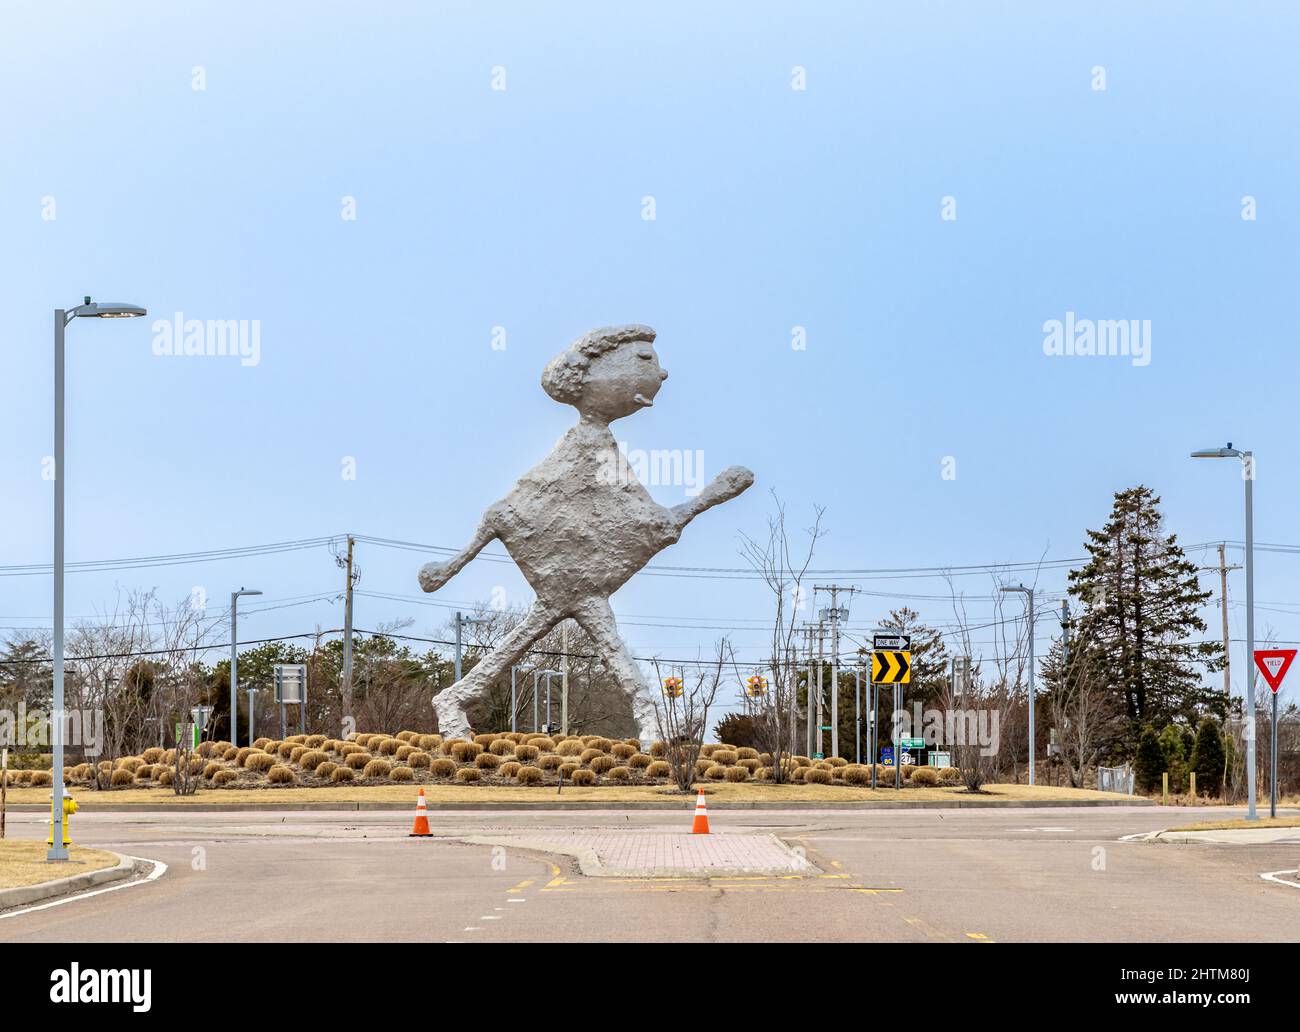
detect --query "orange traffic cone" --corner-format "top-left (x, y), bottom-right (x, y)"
top-left (409, 788), bottom-right (431, 837)
top-left (691, 787), bottom-right (710, 835)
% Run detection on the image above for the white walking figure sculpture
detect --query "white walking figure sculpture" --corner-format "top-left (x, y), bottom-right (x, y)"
top-left (419, 325), bottom-right (754, 743)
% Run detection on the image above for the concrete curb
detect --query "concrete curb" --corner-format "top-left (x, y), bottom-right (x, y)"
top-left (1138, 827), bottom-right (1300, 845)
top-left (6, 796), bottom-right (1151, 813)
top-left (458, 833), bottom-right (820, 878)
top-left (0, 852), bottom-right (134, 909)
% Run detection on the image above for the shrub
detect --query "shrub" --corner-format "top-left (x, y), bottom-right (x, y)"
top-left (141, 747), bottom-right (164, 764)
top-left (705, 764), bottom-right (728, 780)
top-left (338, 743), bottom-right (366, 757)
top-left (842, 764), bottom-right (871, 785)
top-left (235, 747), bottom-right (255, 766)
top-left (251, 738), bottom-right (272, 751)
top-left (398, 731), bottom-right (420, 743)
top-left (390, 765), bottom-right (415, 782)
top-left (12, 770), bottom-right (33, 784)
top-left (646, 760), bottom-right (671, 778)
top-left (265, 764), bottom-right (293, 784)
top-left (900, 764), bottom-right (917, 781)
top-left (793, 755), bottom-right (812, 768)
top-left (570, 768), bottom-right (596, 786)
top-left (439, 738), bottom-right (466, 756)
top-left (118, 757), bottom-right (143, 773)
top-left (736, 747), bottom-right (759, 760)
top-left (135, 765), bottom-right (156, 780)
top-left (418, 734), bottom-right (441, 751)
top-left (1190, 717), bottom-right (1226, 797)
top-left (827, 756), bottom-right (848, 767)
top-left (188, 757), bottom-right (206, 775)
top-left (649, 741), bottom-right (667, 757)
top-left (330, 766), bottom-right (355, 783)
top-left (110, 768), bottom-right (135, 786)
top-left (610, 743), bottom-right (636, 760)
top-left (499, 761), bottom-right (521, 778)
top-left (475, 752), bottom-right (502, 769)
top-left (694, 759), bottom-right (714, 776)
top-left (378, 738), bottom-right (402, 756)
top-left (558, 762), bottom-right (579, 778)
top-left (223, 747), bottom-right (239, 761)
top-left (607, 766), bottom-right (631, 781)
top-left (213, 769), bottom-right (239, 785)
top-left (451, 741), bottom-right (483, 762)
top-left (513, 744), bottom-right (539, 763)
top-left (430, 758), bottom-right (456, 778)
top-left (277, 741), bottom-right (297, 759)
top-left (315, 761), bottom-right (338, 779)
top-left (489, 738), bottom-right (516, 756)
top-left (724, 765), bottom-right (749, 782)
top-left (755, 766), bottom-right (774, 780)
top-left (588, 755), bottom-right (614, 774)
top-left (579, 748), bottom-right (602, 764)
top-left (938, 767), bottom-right (961, 782)
top-left (803, 767), bottom-right (834, 785)
top-left (737, 757), bottom-right (760, 773)
top-left (305, 734), bottom-right (327, 748)
top-left (285, 735), bottom-right (307, 745)
top-left (394, 745), bottom-right (415, 762)
top-left (516, 765), bottom-right (544, 785)
top-left (538, 753), bottom-right (564, 771)
top-left (345, 751), bottom-right (372, 770)
top-left (299, 750), bottom-right (328, 769)
top-left (759, 752), bottom-right (773, 766)
top-left (289, 746), bottom-right (309, 764)
top-left (362, 759), bottom-right (392, 779)
top-left (555, 740), bottom-right (584, 757)
top-left (910, 766), bottom-right (941, 786)
top-left (197, 741), bottom-right (218, 758)
top-left (456, 766), bottom-right (482, 783)
top-left (628, 752), bottom-right (653, 769)
top-left (356, 733), bottom-right (378, 748)
top-left (815, 760), bottom-right (834, 770)
top-left (246, 752), bottom-right (277, 772)
top-left (408, 751), bottom-right (431, 769)
top-left (528, 737), bottom-right (556, 753)
top-left (586, 737), bottom-right (612, 753)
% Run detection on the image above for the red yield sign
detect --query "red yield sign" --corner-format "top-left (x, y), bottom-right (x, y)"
top-left (1253, 649), bottom-right (1297, 694)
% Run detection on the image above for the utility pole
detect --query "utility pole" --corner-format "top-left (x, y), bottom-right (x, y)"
top-left (816, 585), bottom-right (854, 758)
top-left (801, 625), bottom-right (815, 758)
top-left (1218, 543), bottom-right (1238, 699)
top-left (560, 621), bottom-right (570, 735)
top-left (815, 620), bottom-right (826, 759)
top-left (339, 535), bottom-right (356, 730)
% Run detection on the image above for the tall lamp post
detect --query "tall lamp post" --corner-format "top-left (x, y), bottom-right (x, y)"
top-left (533, 669), bottom-right (560, 732)
top-left (1192, 443), bottom-right (1257, 821)
top-left (454, 611), bottom-right (490, 682)
top-left (51, 298), bottom-right (147, 861)
top-left (230, 588), bottom-right (262, 748)
top-left (1000, 584), bottom-right (1036, 786)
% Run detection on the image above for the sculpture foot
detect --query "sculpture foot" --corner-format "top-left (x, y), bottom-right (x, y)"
top-left (432, 690), bottom-right (473, 741)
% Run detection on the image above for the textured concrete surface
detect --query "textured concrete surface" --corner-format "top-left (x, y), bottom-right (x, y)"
top-left (459, 831), bottom-right (816, 877)
top-left (418, 325), bottom-right (753, 742)
top-left (1, 805), bottom-right (1298, 942)
top-left (0, 852), bottom-right (133, 908)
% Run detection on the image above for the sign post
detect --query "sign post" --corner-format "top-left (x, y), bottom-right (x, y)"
top-left (872, 634), bottom-right (911, 791)
top-left (1254, 649), bottom-right (1296, 818)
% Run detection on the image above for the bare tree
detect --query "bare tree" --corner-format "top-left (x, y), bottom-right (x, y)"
top-left (738, 493), bottom-right (825, 783)
top-left (650, 642), bottom-right (732, 792)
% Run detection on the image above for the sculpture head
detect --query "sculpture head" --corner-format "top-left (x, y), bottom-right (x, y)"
top-left (541, 324), bottom-right (669, 423)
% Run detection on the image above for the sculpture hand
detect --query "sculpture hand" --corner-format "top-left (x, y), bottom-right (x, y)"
top-left (418, 561), bottom-right (453, 593)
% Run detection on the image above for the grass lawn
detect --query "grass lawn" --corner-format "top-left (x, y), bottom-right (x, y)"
top-left (0, 840), bottom-right (120, 889)
top-left (0, 781), bottom-right (1136, 806)
top-left (1165, 815), bottom-right (1300, 832)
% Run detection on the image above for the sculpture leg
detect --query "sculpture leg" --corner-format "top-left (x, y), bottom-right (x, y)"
top-left (433, 602), bottom-right (561, 739)
top-left (573, 599), bottom-right (659, 749)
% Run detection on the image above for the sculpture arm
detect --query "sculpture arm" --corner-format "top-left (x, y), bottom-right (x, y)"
top-left (669, 465), bottom-right (755, 530)
top-left (418, 521), bottom-right (498, 592)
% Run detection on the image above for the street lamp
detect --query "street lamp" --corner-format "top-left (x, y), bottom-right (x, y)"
top-left (1000, 584), bottom-right (1036, 786)
top-left (50, 298), bottom-right (147, 861)
top-left (230, 588), bottom-right (263, 748)
top-left (1191, 442), bottom-right (1257, 821)
top-left (533, 669), bottom-right (560, 733)
top-left (454, 611), bottom-right (490, 683)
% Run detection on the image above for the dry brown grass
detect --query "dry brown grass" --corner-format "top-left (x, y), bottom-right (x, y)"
top-left (299, 750), bottom-right (328, 769)
top-left (607, 766), bottom-right (631, 781)
top-left (910, 767), bottom-right (941, 786)
top-left (330, 766), bottom-right (355, 783)
top-left (499, 761), bottom-right (521, 778)
top-left (430, 758), bottom-right (456, 778)
top-left (315, 761), bottom-right (338, 779)
top-left (724, 765), bottom-right (749, 782)
top-left (588, 755), bottom-right (614, 774)
top-left (610, 743), bottom-right (636, 760)
top-left (110, 768), bottom-right (135, 786)
top-left (362, 759), bottom-right (392, 779)
top-left (390, 765), bottom-right (415, 782)
top-left (559, 762), bottom-right (579, 778)
top-left (475, 752), bottom-right (502, 769)
top-left (647, 760), bottom-right (671, 778)
top-left (245, 752), bottom-right (276, 772)
top-left (804, 767), bottom-right (833, 785)
top-left (705, 764), bottom-right (728, 780)
top-left (456, 767), bottom-right (482, 783)
top-left (345, 751), bottom-right (372, 770)
top-left (569, 769), bottom-right (596, 786)
top-left (538, 754), bottom-right (564, 771)
top-left (141, 747), bottom-right (164, 764)
top-left (408, 751), bottom-right (431, 769)
top-left (267, 765), bottom-right (295, 784)
top-left (213, 769), bottom-right (239, 785)
top-left (555, 740), bottom-right (584, 757)
top-left (515, 765), bottom-right (544, 785)
top-left (0, 841), bottom-right (120, 889)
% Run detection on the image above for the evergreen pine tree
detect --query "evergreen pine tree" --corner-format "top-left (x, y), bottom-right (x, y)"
top-left (1067, 485), bottom-right (1222, 732)
top-left (1190, 716), bottom-right (1226, 797)
top-left (1134, 724), bottom-right (1165, 793)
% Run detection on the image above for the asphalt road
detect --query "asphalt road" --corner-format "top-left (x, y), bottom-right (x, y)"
top-left (2, 805), bottom-right (1297, 942)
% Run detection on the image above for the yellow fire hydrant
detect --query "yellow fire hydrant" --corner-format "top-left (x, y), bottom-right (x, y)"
top-left (47, 789), bottom-right (77, 848)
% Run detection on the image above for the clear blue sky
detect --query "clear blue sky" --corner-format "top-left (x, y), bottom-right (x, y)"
top-left (2, 1), bottom-right (1297, 710)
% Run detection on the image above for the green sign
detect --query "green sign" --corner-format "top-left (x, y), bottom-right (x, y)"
top-left (175, 722), bottom-right (200, 749)
top-left (900, 738), bottom-right (925, 749)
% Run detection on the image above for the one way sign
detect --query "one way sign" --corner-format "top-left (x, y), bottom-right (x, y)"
top-left (1254, 649), bottom-right (1297, 694)
top-left (872, 650), bottom-right (911, 685)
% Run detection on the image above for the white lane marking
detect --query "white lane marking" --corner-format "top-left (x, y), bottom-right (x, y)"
top-left (463, 926), bottom-right (481, 931)
top-left (507, 898), bottom-right (526, 903)
top-left (0, 855), bottom-right (167, 921)
top-left (481, 915), bottom-right (501, 920)
top-left (1260, 870), bottom-right (1300, 890)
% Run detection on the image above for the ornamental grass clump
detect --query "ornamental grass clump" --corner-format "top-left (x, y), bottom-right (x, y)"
top-left (268, 765), bottom-right (295, 784)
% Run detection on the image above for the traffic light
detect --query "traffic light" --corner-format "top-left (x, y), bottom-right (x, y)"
top-left (662, 676), bottom-right (684, 698)
top-left (746, 674), bottom-right (768, 697)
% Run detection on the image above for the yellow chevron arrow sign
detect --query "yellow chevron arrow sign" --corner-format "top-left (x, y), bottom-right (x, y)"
top-left (871, 650), bottom-right (911, 685)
